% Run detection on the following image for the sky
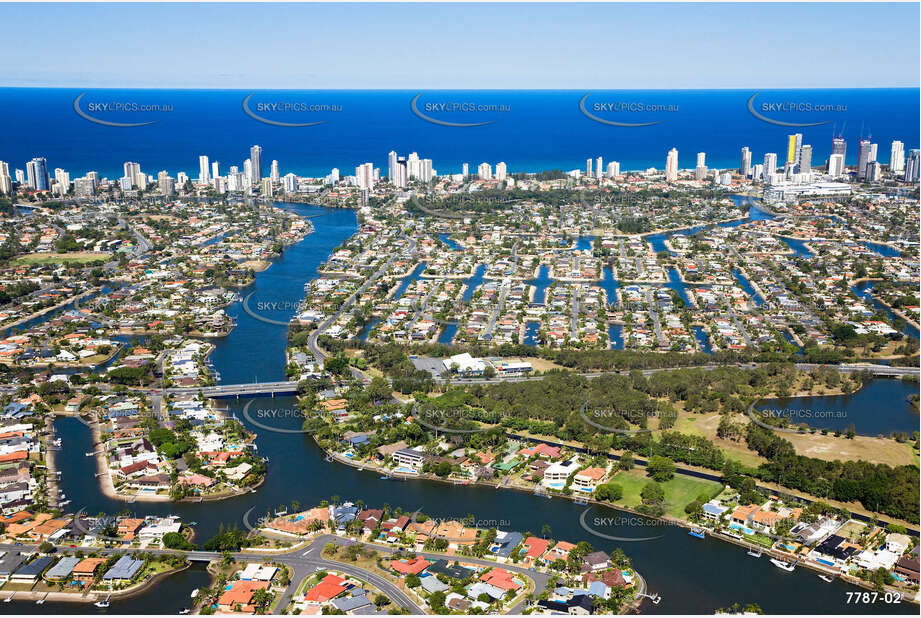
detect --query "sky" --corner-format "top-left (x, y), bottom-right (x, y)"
top-left (1, 2), bottom-right (918, 89)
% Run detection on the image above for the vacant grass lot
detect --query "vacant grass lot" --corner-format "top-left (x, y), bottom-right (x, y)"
top-left (609, 469), bottom-right (722, 518)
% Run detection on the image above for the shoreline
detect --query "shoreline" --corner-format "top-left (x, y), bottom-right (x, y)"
top-left (0, 286), bottom-right (101, 332)
top-left (316, 441), bottom-right (918, 605)
top-left (0, 562), bottom-right (190, 604)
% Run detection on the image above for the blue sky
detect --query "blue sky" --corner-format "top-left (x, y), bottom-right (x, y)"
top-left (1, 3), bottom-right (918, 89)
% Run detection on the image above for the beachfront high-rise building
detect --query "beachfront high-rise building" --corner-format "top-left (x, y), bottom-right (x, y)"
top-left (856, 139), bottom-right (872, 180)
top-left (387, 151), bottom-right (398, 181)
top-left (478, 162), bottom-right (493, 181)
top-left (122, 162), bottom-right (142, 189)
top-left (26, 157), bottom-right (49, 191)
top-left (787, 133), bottom-right (802, 164)
top-left (271, 160), bottom-right (280, 182)
top-left (421, 159), bottom-right (434, 183)
top-left (250, 145), bottom-right (262, 183)
top-left (199, 155), bottom-right (210, 184)
top-left (763, 153), bottom-right (777, 177)
top-left (393, 157), bottom-right (407, 188)
top-left (462, 163), bottom-right (469, 178)
top-left (831, 137), bottom-right (847, 170)
top-left (869, 143), bottom-right (878, 164)
top-left (0, 161), bottom-right (11, 195)
top-left (355, 162), bottom-right (375, 191)
top-left (798, 145), bottom-right (812, 175)
top-left (177, 172), bottom-right (188, 187)
top-left (211, 161), bottom-right (220, 185)
top-left (905, 149), bottom-right (921, 182)
top-left (158, 171), bottom-right (175, 196)
top-left (890, 141), bottom-right (905, 173)
top-left (866, 161), bottom-right (881, 182)
top-left (665, 148), bottom-right (678, 182)
top-left (595, 157), bottom-right (603, 179)
top-left (407, 152), bottom-right (420, 179)
top-left (282, 173), bottom-right (297, 193)
top-left (243, 159), bottom-right (254, 187)
top-left (740, 147), bottom-right (751, 177)
top-left (752, 163), bottom-right (764, 181)
top-left (827, 153), bottom-right (845, 177)
top-left (694, 152), bottom-right (707, 180)
top-left (585, 158), bottom-right (593, 178)
top-left (495, 162), bottom-right (507, 182)
top-left (606, 161), bottom-right (620, 178)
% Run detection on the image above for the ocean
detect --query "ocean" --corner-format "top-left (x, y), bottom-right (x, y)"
top-left (0, 88), bottom-right (917, 180)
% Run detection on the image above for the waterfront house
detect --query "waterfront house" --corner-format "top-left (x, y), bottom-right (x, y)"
top-left (489, 530), bottom-right (524, 560)
top-left (44, 556), bottom-right (79, 582)
top-left (72, 557), bottom-right (107, 584)
top-left (102, 555), bottom-right (144, 584)
top-left (392, 447), bottom-right (425, 470)
top-left (11, 555), bottom-right (54, 583)
top-left (240, 563), bottom-right (278, 582)
top-left (0, 551), bottom-right (24, 582)
top-left (218, 579), bottom-right (271, 613)
top-left (582, 551), bottom-right (611, 573)
top-left (894, 556), bottom-right (920, 584)
top-left (541, 458), bottom-right (581, 490)
top-left (546, 541), bottom-right (576, 562)
top-left (701, 501), bottom-right (729, 520)
top-left (521, 536), bottom-right (550, 566)
top-left (572, 467), bottom-right (607, 493)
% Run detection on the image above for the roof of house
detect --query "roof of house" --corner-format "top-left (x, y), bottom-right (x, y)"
top-left (102, 555), bottom-right (144, 580)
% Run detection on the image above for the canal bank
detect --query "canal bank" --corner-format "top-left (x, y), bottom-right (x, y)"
top-left (35, 202), bottom-right (917, 615)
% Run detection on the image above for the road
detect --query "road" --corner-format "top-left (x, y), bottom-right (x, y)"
top-left (0, 529), bottom-right (556, 614)
top-left (645, 288), bottom-right (666, 347)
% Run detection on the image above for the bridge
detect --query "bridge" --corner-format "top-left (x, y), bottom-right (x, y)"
top-left (165, 380), bottom-right (299, 398)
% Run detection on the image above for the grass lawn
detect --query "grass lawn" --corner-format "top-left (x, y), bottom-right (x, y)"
top-left (13, 252), bottom-right (110, 265)
top-left (609, 469), bottom-right (722, 518)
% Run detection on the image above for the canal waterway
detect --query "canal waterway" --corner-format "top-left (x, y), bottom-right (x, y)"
top-left (40, 202), bottom-right (916, 615)
top-left (757, 377), bottom-right (919, 436)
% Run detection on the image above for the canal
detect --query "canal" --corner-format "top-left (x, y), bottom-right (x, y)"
top-left (41, 202), bottom-right (915, 615)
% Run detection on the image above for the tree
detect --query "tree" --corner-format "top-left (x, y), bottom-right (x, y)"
top-left (641, 481), bottom-right (665, 504)
top-left (646, 455), bottom-right (676, 482)
top-left (594, 483), bottom-right (623, 502)
top-left (618, 452), bottom-right (634, 471)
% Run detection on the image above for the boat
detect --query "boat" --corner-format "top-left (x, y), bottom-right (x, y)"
top-left (94, 595), bottom-right (111, 608)
top-left (3, 595), bottom-right (12, 603)
top-left (747, 548), bottom-right (762, 557)
top-left (688, 529), bottom-right (705, 539)
top-left (36, 598), bottom-right (45, 605)
top-left (770, 558), bottom-right (796, 571)
top-left (85, 451), bottom-right (95, 456)
top-left (190, 589), bottom-right (199, 599)
top-left (818, 574), bottom-right (835, 583)
top-left (573, 497), bottom-right (588, 506)
top-left (379, 475), bottom-right (390, 480)
top-left (179, 609), bottom-right (191, 615)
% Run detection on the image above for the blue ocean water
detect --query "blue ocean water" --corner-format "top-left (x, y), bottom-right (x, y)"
top-left (0, 88), bottom-right (917, 179)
